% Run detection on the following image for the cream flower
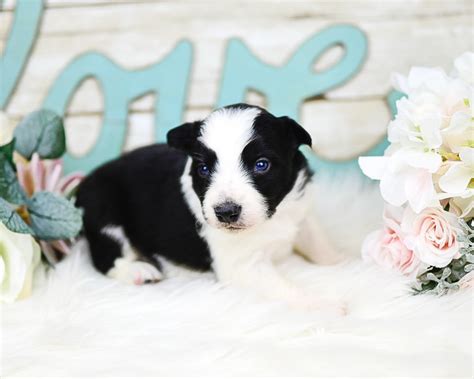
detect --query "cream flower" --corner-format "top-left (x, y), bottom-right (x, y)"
top-left (441, 109), bottom-right (473, 154)
top-left (0, 222), bottom-right (42, 303)
top-left (391, 66), bottom-right (451, 97)
top-left (387, 96), bottom-right (443, 150)
top-left (402, 207), bottom-right (461, 268)
top-left (452, 52), bottom-right (474, 85)
top-left (390, 61), bottom-right (472, 154)
top-left (439, 147), bottom-right (474, 195)
top-left (0, 111), bottom-right (16, 146)
top-left (449, 195), bottom-right (474, 219)
top-left (359, 147), bottom-right (441, 213)
top-left (438, 147), bottom-right (474, 218)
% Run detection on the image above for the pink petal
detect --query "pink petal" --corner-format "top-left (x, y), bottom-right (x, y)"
top-left (405, 170), bottom-right (438, 213)
top-left (51, 240), bottom-right (71, 255)
top-left (30, 153), bottom-right (45, 193)
top-left (16, 163), bottom-right (34, 197)
top-left (383, 204), bottom-right (405, 231)
top-left (45, 162), bottom-right (63, 193)
top-left (39, 241), bottom-right (58, 265)
top-left (58, 173), bottom-right (85, 195)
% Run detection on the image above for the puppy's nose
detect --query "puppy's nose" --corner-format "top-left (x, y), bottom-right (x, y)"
top-left (214, 202), bottom-right (242, 224)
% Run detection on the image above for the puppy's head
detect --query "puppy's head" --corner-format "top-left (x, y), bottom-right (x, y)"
top-left (167, 104), bottom-right (311, 232)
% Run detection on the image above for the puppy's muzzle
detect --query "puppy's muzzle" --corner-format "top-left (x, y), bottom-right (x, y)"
top-left (214, 202), bottom-right (242, 224)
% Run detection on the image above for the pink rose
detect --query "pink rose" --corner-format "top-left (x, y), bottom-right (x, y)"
top-left (402, 207), bottom-right (461, 268)
top-left (362, 205), bottom-right (421, 276)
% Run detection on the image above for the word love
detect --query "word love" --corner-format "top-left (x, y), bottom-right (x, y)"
top-left (1, 0), bottom-right (398, 174)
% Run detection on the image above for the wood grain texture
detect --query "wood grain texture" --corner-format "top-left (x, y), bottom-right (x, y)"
top-left (1, 0), bottom-right (473, 160)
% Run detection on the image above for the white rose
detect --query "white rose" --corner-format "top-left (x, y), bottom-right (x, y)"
top-left (359, 147), bottom-right (441, 213)
top-left (0, 111), bottom-right (17, 145)
top-left (0, 222), bottom-right (42, 303)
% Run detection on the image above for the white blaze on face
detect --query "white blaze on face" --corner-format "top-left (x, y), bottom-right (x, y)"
top-left (198, 107), bottom-right (268, 229)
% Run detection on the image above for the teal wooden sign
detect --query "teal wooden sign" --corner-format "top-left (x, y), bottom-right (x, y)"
top-left (1, 0), bottom-right (401, 174)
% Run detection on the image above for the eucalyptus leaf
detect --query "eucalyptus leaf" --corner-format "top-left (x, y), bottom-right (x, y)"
top-left (0, 197), bottom-right (32, 234)
top-left (27, 191), bottom-right (82, 240)
top-left (0, 151), bottom-right (26, 204)
top-left (441, 267), bottom-right (451, 279)
top-left (0, 138), bottom-right (15, 163)
top-left (425, 273), bottom-right (439, 282)
top-left (14, 109), bottom-right (65, 159)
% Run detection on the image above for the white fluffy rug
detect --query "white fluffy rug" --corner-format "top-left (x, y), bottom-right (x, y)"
top-left (2, 175), bottom-right (473, 377)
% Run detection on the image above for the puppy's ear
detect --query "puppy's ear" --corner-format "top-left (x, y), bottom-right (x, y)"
top-left (167, 121), bottom-right (202, 153)
top-left (279, 116), bottom-right (312, 148)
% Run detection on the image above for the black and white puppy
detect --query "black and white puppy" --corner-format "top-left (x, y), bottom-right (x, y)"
top-left (76, 104), bottom-right (343, 312)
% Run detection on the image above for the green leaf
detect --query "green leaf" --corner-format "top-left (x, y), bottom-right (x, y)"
top-left (27, 191), bottom-right (82, 240)
top-left (0, 197), bottom-right (32, 234)
top-left (0, 151), bottom-right (27, 204)
top-left (14, 109), bottom-right (66, 159)
top-left (0, 138), bottom-right (15, 163)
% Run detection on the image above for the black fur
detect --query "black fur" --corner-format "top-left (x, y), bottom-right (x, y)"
top-left (76, 144), bottom-right (212, 273)
top-left (242, 110), bottom-right (312, 216)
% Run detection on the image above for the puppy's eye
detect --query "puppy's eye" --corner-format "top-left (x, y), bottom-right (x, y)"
top-left (197, 163), bottom-right (210, 177)
top-left (254, 158), bottom-right (271, 173)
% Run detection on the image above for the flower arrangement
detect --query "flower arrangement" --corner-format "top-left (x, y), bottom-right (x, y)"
top-left (359, 52), bottom-right (474, 294)
top-left (0, 110), bottom-right (84, 303)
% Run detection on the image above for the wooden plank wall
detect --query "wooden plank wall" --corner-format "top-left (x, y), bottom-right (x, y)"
top-left (1, 0), bottom-right (473, 161)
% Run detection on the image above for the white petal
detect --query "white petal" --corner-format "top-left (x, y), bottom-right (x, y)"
top-left (442, 111), bottom-right (471, 153)
top-left (453, 51), bottom-right (474, 84)
top-left (0, 227), bottom-right (28, 303)
top-left (383, 204), bottom-right (405, 231)
top-left (0, 256), bottom-right (5, 284)
top-left (358, 156), bottom-right (388, 180)
top-left (402, 150), bottom-right (442, 173)
top-left (390, 72), bottom-right (409, 93)
top-left (405, 169), bottom-right (438, 213)
top-left (380, 172), bottom-right (408, 207)
top-left (407, 67), bottom-right (449, 94)
top-left (401, 206), bottom-right (417, 235)
top-left (452, 195), bottom-right (474, 218)
top-left (418, 115), bottom-right (442, 148)
top-left (439, 164), bottom-right (472, 195)
top-left (388, 149), bottom-right (411, 173)
top-left (459, 147), bottom-right (474, 167)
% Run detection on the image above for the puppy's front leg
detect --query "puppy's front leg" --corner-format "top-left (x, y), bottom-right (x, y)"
top-left (295, 213), bottom-right (344, 265)
top-left (214, 255), bottom-right (344, 313)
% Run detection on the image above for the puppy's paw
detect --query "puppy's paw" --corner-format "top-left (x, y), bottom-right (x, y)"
top-left (107, 259), bottom-right (163, 285)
